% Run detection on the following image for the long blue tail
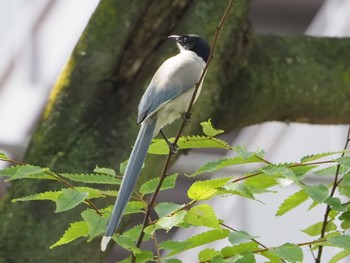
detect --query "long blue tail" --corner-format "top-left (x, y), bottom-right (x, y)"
top-left (101, 117), bottom-right (156, 251)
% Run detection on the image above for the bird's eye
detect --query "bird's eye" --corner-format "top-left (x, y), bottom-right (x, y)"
top-left (182, 36), bottom-right (188, 43)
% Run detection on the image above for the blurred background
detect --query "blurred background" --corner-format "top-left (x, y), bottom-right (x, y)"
top-left (0, 0), bottom-right (349, 262)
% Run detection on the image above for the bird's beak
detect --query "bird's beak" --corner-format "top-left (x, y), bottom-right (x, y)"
top-left (168, 35), bottom-right (180, 42)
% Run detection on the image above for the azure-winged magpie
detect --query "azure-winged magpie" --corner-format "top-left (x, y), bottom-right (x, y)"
top-left (101, 34), bottom-right (210, 251)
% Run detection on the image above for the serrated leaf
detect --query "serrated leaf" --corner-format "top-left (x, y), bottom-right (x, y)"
top-left (328, 235), bottom-right (350, 249)
top-left (55, 188), bottom-right (88, 213)
top-left (200, 119), bottom-right (224, 137)
top-left (329, 249), bottom-right (350, 263)
top-left (160, 229), bottom-right (230, 256)
top-left (190, 155), bottom-right (264, 177)
top-left (302, 184), bottom-right (329, 203)
top-left (314, 165), bottom-right (348, 176)
top-left (155, 202), bottom-right (184, 218)
top-left (187, 177), bottom-right (231, 201)
top-left (139, 174), bottom-right (178, 195)
top-left (223, 183), bottom-right (260, 201)
top-left (302, 221), bottom-right (337, 236)
top-left (13, 191), bottom-right (61, 202)
top-left (1, 165), bottom-right (53, 181)
top-left (301, 151), bottom-right (345, 163)
top-left (339, 212), bottom-right (350, 230)
top-left (60, 173), bottom-right (120, 185)
top-left (184, 204), bottom-right (220, 229)
top-left (276, 189), bottom-right (308, 216)
top-left (148, 135), bottom-right (230, 155)
top-left (228, 231), bottom-right (258, 245)
top-left (50, 221), bottom-right (89, 248)
top-left (122, 224), bottom-right (150, 242)
top-left (94, 166), bottom-right (116, 176)
top-left (198, 248), bottom-right (220, 261)
top-left (81, 209), bottom-right (108, 241)
top-left (233, 145), bottom-right (265, 159)
top-left (270, 243), bottom-right (303, 262)
top-left (156, 210), bottom-right (187, 232)
top-left (335, 156), bottom-right (350, 167)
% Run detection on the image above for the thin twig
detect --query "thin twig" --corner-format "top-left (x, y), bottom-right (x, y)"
top-left (132, 0), bottom-right (235, 259)
top-left (315, 125), bottom-right (350, 263)
top-left (0, 157), bottom-right (102, 216)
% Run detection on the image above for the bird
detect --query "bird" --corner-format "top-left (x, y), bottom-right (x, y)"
top-left (101, 34), bottom-right (210, 251)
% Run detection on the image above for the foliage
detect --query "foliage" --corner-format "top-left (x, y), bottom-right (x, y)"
top-left (1, 119), bottom-right (350, 263)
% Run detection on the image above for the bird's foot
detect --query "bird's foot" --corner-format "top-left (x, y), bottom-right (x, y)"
top-left (182, 113), bottom-right (191, 125)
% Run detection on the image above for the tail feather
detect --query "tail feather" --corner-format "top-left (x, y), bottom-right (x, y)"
top-left (101, 118), bottom-right (156, 251)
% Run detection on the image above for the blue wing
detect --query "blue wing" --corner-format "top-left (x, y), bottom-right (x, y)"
top-left (137, 51), bottom-right (204, 124)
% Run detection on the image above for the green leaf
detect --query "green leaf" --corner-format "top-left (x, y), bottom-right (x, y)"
top-left (244, 174), bottom-right (278, 189)
top-left (119, 159), bottom-right (128, 174)
top-left (13, 190), bottom-right (61, 202)
top-left (187, 177), bottom-right (231, 201)
top-left (339, 173), bottom-right (350, 197)
top-left (270, 243), bottom-right (303, 262)
top-left (200, 119), bottom-right (224, 137)
top-left (114, 235), bottom-right (141, 254)
top-left (0, 152), bottom-right (9, 160)
top-left (93, 166), bottom-right (116, 176)
top-left (184, 204), bottom-right (220, 229)
top-left (228, 231), bottom-right (258, 245)
top-left (139, 174), bottom-right (178, 195)
top-left (125, 201), bottom-right (147, 215)
top-left (314, 165), bottom-right (348, 176)
top-left (190, 155), bottom-right (264, 177)
top-left (328, 235), bottom-right (350, 249)
top-left (60, 173), bottom-right (120, 185)
top-left (329, 249), bottom-right (350, 263)
top-left (155, 202), bottom-right (184, 218)
top-left (301, 151), bottom-right (345, 163)
top-left (160, 229), bottom-right (230, 256)
top-left (235, 252), bottom-right (256, 263)
top-left (81, 209), bottom-right (108, 241)
top-left (134, 250), bottom-right (154, 263)
top-left (335, 156), bottom-right (350, 167)
top-left (198, 248), bottom-right (220, 261)
top-left (122, 224), bottom-right (150, 242)
top-left (339, 212), bottom-right (350, 230)
top-left (2, 165), bottom-right (53, 181)
top-left (233, 145), bottom-right (265, 159)
top-left (156, 210), bottom-right (187, 232)
top-left (50, 221), bottom-right (89, 248)
top-left (261, 165), bottom-right (297, 181)
top-left (164, 259), bottom-right (182, 263)
top-left (276, 189), bottom-right (308, 216)
top-left (325, 197), bottom-right (345, 211)
top-left (221, 242), bottom-right (259, 257)
top-left (149, 135), bottom-right (230, 155)
top-left (302, 184), bottom-right (329, 203)
top-left (55, 188), bottom-right (88, 213)
top-left (302, 221), bottom-right (337, 236)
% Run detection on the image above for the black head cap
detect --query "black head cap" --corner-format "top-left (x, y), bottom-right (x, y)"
top-left (168, 34), bottom-right (210, 63)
